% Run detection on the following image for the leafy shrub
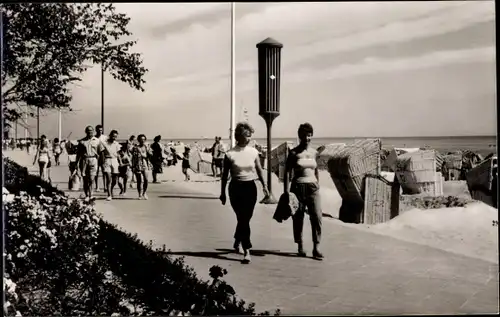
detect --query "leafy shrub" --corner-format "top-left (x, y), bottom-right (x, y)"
top-left (4, 157), bottom-right (279, 316)
top-left (400, 195), bottom-right (475, 210)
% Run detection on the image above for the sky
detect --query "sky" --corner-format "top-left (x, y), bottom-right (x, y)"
top-left (24, 1), bottom-right (496, 140)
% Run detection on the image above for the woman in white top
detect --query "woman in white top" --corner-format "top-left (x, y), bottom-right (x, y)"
top-left (285, 123), bottom-right (323, 260)
top-left (220, 122), bottom-right (269, 263)
top-left (33, 135), bottom-right (52, 183)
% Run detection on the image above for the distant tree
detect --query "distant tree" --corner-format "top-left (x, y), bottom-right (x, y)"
top-left (1, 3), bottom-right (148, 123)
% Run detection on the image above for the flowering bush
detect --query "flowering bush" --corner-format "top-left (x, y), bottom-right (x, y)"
top-left (4, 191), bottom-right (131, 315)
top-left (4, 277), bottom-right (21, 316)
top-left (4, 159), bottom-right (279, 316)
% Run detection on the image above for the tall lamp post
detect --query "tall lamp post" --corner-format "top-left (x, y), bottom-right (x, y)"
top-left (257, 37), bottom-right (283, 205)
top-left (229, 2), bottom-right (236, 148)
top-left (37, 107), bottom-right (40, 142)
top-left (101, 64), bottom-right (105, 131)
top-left (58, 109), bottom-right (62, 141)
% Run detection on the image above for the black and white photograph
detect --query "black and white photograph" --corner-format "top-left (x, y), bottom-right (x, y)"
top-left (2, 1), bottom-right (498, 316)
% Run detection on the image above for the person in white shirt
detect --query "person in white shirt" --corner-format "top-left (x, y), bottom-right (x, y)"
top-left (220, 122), bottom-right (269, 263)
top-left (76, 126), bottom-right (101, 200)
top-left (94, 124), bottom-right (108, 192)
top-left (99, 130), bottom-right (122, 201)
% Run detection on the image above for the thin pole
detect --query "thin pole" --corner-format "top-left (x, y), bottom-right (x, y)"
top-left (24, 110), bottom-right (28, 139)
top-left (229, 2), bottom-right (236, 148)
top-left (266, 121), bottom-right (273, 196)
top-left (58, 109), bottom-right (62, 141)
top-left (37, 107), bottom-right (40, 142)
top-left (15, 119), bottom-right (18, 142)
top-left (101, 64), bottom-right (105, 131)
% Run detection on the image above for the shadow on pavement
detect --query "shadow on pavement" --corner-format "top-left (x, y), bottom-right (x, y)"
top-left (166, 250), bottom-right (242, 262)
top-left (216, 248), bottom-right (302, 258)
top-left (158, 194), bottom-right (218, 200)
top-left (94, 196), bottom-right (139, 201)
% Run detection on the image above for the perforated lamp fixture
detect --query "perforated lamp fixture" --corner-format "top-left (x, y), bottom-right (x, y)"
top-left (257, 37), bottom-right (283, 122)
top-left (256, 37), bottom-right (283, 205)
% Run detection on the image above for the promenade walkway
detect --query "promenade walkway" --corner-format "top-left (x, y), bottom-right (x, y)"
top-left (5, 150), bottom-right (499, 315)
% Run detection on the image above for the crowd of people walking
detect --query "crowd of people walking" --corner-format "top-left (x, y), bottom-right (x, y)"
top-left (20, 121), bottom-right (324, 264)
top-left (71, 125), bottom-right (195, 201)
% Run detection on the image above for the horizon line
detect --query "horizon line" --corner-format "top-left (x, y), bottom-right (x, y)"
top-left (126, 134), bottom-right (497, 140)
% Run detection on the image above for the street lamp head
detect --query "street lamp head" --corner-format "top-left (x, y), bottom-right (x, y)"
top-left (256, 37), bottom-right (283, 49)
top-left (257, 37), bottom-right (283, 122)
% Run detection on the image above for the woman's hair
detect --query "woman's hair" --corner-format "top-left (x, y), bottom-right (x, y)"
top-left (109, 130), bottom-right (118, 136)
top-left (41, 135), bottom-right (47, 139)
top-left (298, 123), bottom-right (314, 137)
top-left (54, 138), bottom-right (59, 143)
top-left (137, 134), bottom-right (146, 141)
top-left (129, 135), bottom-right (136, 141)
top-left (154, 135), bottom-right (161, 142)
top-left (235, 122), bottom-right (255, 140)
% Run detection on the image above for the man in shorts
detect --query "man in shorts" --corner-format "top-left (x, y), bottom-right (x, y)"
top-left (95, 124), bottom-right (108, 192)
top-left (99, 129), bottom-right (122, 201)
top-left (76, 126), bottom-right (101, 200)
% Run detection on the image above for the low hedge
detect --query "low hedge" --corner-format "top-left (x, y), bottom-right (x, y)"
top-left (400, 195), bottom-right (475, 211)
top-left (4, 157), bottom-right (279, 316)
top-left (3, 157), bottom-right (65, 197)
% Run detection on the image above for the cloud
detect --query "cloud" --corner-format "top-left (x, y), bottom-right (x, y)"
top-left (282, 1), bottom-right (494, 66)
top-left (306, 46), bottom-right (495, 82)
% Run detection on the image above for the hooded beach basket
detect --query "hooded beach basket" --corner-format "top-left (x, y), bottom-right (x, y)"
top-left (270, 142), bottom-right (293, 182)
top-left (394, 150), bottom-right (441, 196)
top-left (316, 143), bottom-right (346, 171)
top-left (327, 139), bottom-right (382, 203)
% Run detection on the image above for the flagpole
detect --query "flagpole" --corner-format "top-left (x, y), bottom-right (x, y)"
top-left (58, 109), bottom-right (62, 141)
top-left (101, 64), bottom-right (105, 131)
top-left (230, 2), bottom-right (236, 149)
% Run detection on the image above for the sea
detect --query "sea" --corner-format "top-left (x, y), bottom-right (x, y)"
top-left (119, 136), bottom-right (497, 157)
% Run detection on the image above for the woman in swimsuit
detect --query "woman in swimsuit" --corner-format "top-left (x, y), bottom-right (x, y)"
top-left (33, 135), bottom-right (52, 182)
top-left (285, 123), bottom-right (324, 260)
top-left (131, 134), bottom-right (153, 200)
top-left (53, 138), bottom-right (63, 166)
top-left (117, 142), bottom-right (133, 196)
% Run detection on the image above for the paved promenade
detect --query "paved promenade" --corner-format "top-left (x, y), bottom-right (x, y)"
top-left (5, 150), bottom-right (499, 315)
